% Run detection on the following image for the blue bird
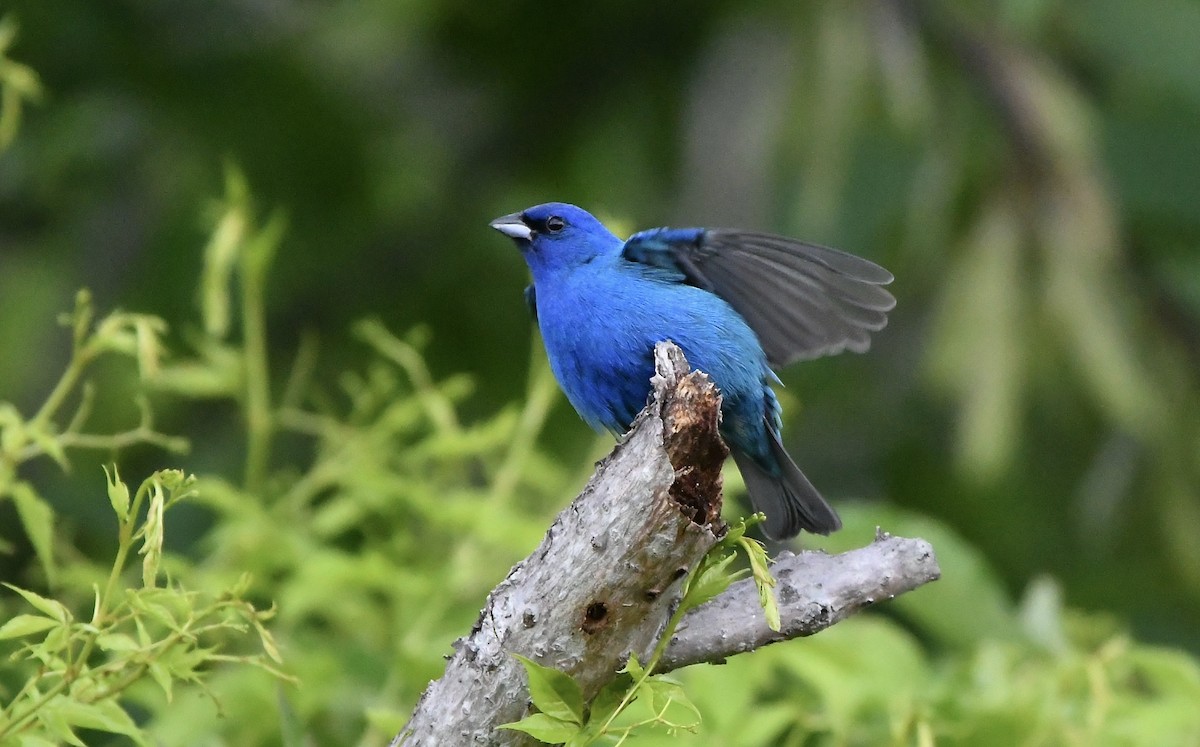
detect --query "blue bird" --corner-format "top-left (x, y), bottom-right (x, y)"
top-left (491, 203), bottom-right (894, 539)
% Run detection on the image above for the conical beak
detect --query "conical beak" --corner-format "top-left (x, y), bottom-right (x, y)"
top-left (489, 213), bottom-right (533, 241)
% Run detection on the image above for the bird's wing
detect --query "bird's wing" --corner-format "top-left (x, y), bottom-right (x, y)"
top-left (622, 227), bottom-right (895, 367)
top-left (524, 284), bottom-right (538, 323)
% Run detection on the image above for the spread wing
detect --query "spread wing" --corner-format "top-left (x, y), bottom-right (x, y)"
top-left (622, 227), bottom-right (895, 368)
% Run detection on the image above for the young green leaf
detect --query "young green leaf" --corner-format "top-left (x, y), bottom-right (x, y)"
top-left (683, 550), bottom-right (741, 611)
top-left (621, 653), bottom-right (645, 680)
top-left (102, 464), bottom-right (130, 521)
top-left (140, 479), bottom-right (166, 588)
top-left (4, 582), bottom-right (70, 623)
top-left (0, 402), bottom-right (25, 456)
top-left (10, 482), bottom-right (57, 585)
top-left (27, 426), bottom-right (68, 470)
top-left (0, 613), bottom-right (61, 639)
top-left (37, 703), bottom-right (86, 747)
top-left (69, 288), bottom-right (94, 351)
top-left (642, 676), bottom-right (701, 728)
top-left (512, 654), bottom-right (585, 725)
top-left (738, 535), bottom-right (780, 632)
top-left (253, 614), bottom-right (284, 664)
top-left (585, 671), bottom-right (635, 728)
top-left (48, 697), bottom-right (148, 746)
top-left (498, 713), bottom-right (581, 743)
top-left (96, 633), bottom-right (140, 652)
top-left (148, 660), bottom-right (175, 702)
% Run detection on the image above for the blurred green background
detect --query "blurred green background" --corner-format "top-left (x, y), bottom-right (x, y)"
top-left (2, 0), bottom-right (1200, 744)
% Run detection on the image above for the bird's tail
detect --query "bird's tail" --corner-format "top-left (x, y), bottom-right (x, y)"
top-left (731, 432), bottom-right (842, 540)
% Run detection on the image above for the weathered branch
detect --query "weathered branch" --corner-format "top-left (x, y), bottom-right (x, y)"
top-left (660, 532), bottom-right (939, 672)
top-left (392, 343), bottom-right (939, 746)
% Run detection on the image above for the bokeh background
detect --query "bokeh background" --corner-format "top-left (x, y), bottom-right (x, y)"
top-left (2, 1), bottom-right (1199, 744)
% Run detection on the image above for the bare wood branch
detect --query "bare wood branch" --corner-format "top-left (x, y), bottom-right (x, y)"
top-left (661, 533), bottom-right (940, 672)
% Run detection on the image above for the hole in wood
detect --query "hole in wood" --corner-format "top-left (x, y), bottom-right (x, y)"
top-left (581, 601), bottom-right (609, 634)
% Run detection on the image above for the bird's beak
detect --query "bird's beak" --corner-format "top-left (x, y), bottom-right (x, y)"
top-left (489, 213), bottom-right (533, 241)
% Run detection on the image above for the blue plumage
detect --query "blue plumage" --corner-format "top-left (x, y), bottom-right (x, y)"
top-left (491, 202), bottom-right (894, 539)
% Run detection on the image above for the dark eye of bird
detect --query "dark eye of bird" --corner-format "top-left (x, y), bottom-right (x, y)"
top-left (545, 216), bottom-right (565, 233)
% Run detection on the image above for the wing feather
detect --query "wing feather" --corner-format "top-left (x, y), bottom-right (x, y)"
top-left (623, 228), bottom-right (895, 367)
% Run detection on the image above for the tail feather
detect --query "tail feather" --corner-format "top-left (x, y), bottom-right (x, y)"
top-left (731, 433), bottom-right (842, 539)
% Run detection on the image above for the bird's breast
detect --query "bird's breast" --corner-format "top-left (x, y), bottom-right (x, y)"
top-left (533, 266), bottom-right (769, 437)
top-left (534, 273), bottom-right (657, 433)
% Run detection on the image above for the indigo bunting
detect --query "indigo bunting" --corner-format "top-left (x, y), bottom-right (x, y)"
top-left (491, 203), bottom-right (894, 539)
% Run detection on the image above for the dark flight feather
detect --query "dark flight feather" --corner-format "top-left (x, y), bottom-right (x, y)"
top-left (623, 228), bottom-right (895, 368)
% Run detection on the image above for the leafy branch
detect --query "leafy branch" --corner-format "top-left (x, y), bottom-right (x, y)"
top-left (0, 469), bottom-right (289, 746)
top-left (0, 291), bottom-right (188, 585)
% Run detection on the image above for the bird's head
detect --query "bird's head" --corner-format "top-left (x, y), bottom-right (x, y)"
top-left (490, 202), bottom-right (621, 277)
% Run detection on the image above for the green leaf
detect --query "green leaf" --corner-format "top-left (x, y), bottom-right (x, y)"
top-left (641, 675), bottom-right (678, 714)
top-left (641, 676), bottom-right (701, 728)
top-left (0, 401), bottom-right (26, 454)
top-left (36, 704), bottom-right (86, 747)
top-left (585, 671), bottom-right (635, 727)
top-left (738, 535), bottom-right (780, 631)
top-left (51, 697), bottom-right (147, 745)
top-left (621, 653), bottom-right (645, 680)
top-left (148, 661), bottom-right (174, 702)
top-left (512, 654), bottom-right (584, 725)
top-left (40, 623), bottom-right (71, 658)
top-left (4, 582), bottom-right (69, 623)
top-left (102, 464), bottom-right (130, 522)
top-left (96, 633), bottom-right (140, 652)
top-left (0, 613), bottom-right (60, 639)
top-left (127, 593), bottom-right (180, 630)
top-left (683, 550), bottom-right (740, 611)
top-left (10, 481), bottom-right (57, 585)
top-left (69, 288), bottom-right (94, 351)
top-left (253, 614), bottom-right (284, 664)
top-left (243, 208), bottom-right (287, 278)
top-left (133, 315), bottom-right (166, 380)
top-left (28, 426), bottom-right (69, 470)
top-left (498, 713), bottom-right (581, 743)
top-left (139, 479), bottom-right (166, 588)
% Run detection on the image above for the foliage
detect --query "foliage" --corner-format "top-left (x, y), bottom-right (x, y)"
top-left (0, 470), bottom-right (285, 746)
top-left (0, 204), bottom-right (283, 743)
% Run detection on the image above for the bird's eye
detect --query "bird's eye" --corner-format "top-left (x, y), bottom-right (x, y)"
top-left (545, 216), bottom-right (565, 233)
